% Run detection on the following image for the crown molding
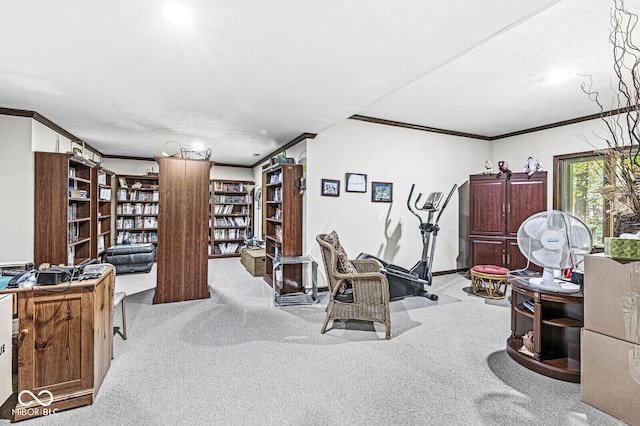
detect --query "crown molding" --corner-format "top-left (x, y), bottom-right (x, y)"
top-left (351, 106), bottom-right (636, 141)
top-left (251, 132), bottom-right (317, 168)
top-left (0, 107), bottom-right (103, 155)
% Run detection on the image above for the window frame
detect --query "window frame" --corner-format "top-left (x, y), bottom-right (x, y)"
top-left (553, 149), bottom-right (613, 246)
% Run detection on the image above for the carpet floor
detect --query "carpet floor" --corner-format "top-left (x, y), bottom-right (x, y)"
top-left (0, 258), bottom-right (625, 425)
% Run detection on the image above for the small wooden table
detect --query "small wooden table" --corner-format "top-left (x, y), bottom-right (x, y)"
top-left (506, 278), bottom-right (584, 383)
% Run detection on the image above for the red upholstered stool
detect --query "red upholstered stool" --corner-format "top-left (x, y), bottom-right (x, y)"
top-left (470, 265), bottom-right (510, 299)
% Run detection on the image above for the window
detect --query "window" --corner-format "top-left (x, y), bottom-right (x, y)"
top-left (555, 152), bottom-right (606, 246)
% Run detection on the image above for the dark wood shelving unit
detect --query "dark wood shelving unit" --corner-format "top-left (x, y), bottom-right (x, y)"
top-left (210, 179), bottom-right (254, 258)
top-left (94, 167), bottom-right (114, 259)
top-left (115, 174), bottom-right (159, 246)
top-left (261, 163), bottom-right (303, 294)
top-left (34, 152), bottom-right (97, 266)
top-left (469, 171), bottom-right (546, 270)
top-left (507, 278), bottom-right (583, 383)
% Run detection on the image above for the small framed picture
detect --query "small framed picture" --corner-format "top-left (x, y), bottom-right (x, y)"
top-left (372, 182), bottom-right (393, 202)
top-left (345, 173), bottom-right (367, 193)
top-left (321, 179), bottom-right (340, 197)
top-left (118, 177), bottom-right (128, 188)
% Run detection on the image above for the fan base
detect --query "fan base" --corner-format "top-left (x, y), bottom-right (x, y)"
top-left (528, 277), bottom-right (581, 293)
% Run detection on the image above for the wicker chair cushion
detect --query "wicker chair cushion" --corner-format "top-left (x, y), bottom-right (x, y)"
top-left (322, 231), bottom-right (357, 274)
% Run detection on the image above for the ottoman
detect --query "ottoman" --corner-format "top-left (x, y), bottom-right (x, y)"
top-left (470, 264), bottom-right (510, 299)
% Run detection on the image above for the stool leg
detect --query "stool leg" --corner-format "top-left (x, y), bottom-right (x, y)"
top-left (121, 298), bottom-right (127, 340)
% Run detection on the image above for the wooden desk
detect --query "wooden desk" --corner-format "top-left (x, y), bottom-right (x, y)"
top-left (507, 278), bottom-right (583, 383)
top-left (0, 265), bottom-right (114, 421)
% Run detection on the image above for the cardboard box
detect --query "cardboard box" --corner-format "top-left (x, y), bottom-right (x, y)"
top-left (604, 237), bottom-right (640, 260)
top-left (240, 249), bottom-right (266, 277)
top-left (581, 329), bottom-right (640, 425)
top-left (0, 294), bottom-right (12, 406)
top-left (584, 254), bottom-right (640, 345)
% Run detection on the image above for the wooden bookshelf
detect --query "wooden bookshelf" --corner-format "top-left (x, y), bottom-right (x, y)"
top-left (34, 152), bottom-right (96, 266)
top-left (94, 167), bottom-right (114, 259)
top-left (262, 163), bottom-right (303, 294)
top-left (210, 179), bottom-right (254, 258)
top-left (115, 174), bottom-right (159, 246)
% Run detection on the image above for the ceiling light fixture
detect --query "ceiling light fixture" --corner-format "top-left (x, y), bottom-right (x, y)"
top-left (162, 3), bottom-right (192, 26)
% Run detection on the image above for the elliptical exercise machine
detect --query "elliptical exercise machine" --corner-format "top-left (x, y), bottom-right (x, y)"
top-left (358, 183), bottom-right (457, 301)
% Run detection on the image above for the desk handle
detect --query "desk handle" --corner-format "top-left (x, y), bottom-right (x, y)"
top-left (19, 329), bottom-right (29, 336)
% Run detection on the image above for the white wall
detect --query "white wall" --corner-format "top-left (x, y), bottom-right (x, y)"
top-left (490, 117), bottom-right (611, 208)
top-left (0, 116), bottom-right (34, 263)
top-left (31, 120), bottom-right (73, 153)
top-left (211, 165), bottom-right (253, 181)
top-left (305, 119), bottom-right (490, 288)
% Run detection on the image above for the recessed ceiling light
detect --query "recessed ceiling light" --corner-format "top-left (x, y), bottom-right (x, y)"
top-left (162, 3), bottom-right (192, 26)
top-left (547, 69), bottom-right (572, 83)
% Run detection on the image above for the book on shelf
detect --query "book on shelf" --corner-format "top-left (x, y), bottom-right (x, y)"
top-left (523, 300), bottom-right (535, 313)
top-left (215, 242), bottom-right (240, 255)
top-left (214, 182), bottom-right (247, 192)
top-left (99, 187), bottom-right (111, 200)
top-left (269, 172), bottom-right (282, 184)
top-left (214, 217), bottom-right (246, 227)
top-left (214, 194), bottom-right (247, 203)
top-left (98, 172), bottom-right (107, 185)
top-left (117, 231), bottom-right (158, 244)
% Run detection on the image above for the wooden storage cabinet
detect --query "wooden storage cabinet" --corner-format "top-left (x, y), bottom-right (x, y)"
top-left (115, 174), bottom-right (159, 246)
top-left (154, 157), bottom-right (213, 304)
top-left (507, 279), bottom-right (583, 382)
top-left (8, 266), bottom-right (115, 421)
top-left (210, 180), bottom-right (254, 258)
top-left (469, 172), bottom-right (547, 269)
top-left (34, 152), bottom-right (96, 267)
top-left (262, 164), bottom-right (303, 294)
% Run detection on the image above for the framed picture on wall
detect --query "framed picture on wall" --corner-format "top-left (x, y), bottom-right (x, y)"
top-left (345, 173), bottom-right (367, 193)
top-left (321, 179), bottom-right (340, 196)
top-left (372, 182), bottom-right (393, 202)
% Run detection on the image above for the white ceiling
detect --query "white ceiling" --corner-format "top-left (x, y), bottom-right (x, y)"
top-left (0, 0), bottom-right (634, 166)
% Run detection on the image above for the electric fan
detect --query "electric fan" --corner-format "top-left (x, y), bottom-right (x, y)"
top-left (517, 210), bottom-right (593, 292)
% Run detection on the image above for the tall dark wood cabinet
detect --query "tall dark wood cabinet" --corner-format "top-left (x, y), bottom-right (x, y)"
top-left (34, 152), bottom-right (96, 267)
top-left (262, 163), bottom-right (303, 294)
top-left (154, 157), bottom-right (213, 304)
top-left (469, 171), bottom-right (547, 270)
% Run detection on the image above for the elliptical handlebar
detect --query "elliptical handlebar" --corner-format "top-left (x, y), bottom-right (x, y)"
top-left (435, 184), bottom-right (458, 224)
top-left (407, 184), bottom-right (423, 225)
top-left (407, 183), bottom-right (458, 225)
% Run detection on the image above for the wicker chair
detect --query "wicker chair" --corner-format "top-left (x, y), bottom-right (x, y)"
top-left (316, 233), bottom-right (391, 339)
